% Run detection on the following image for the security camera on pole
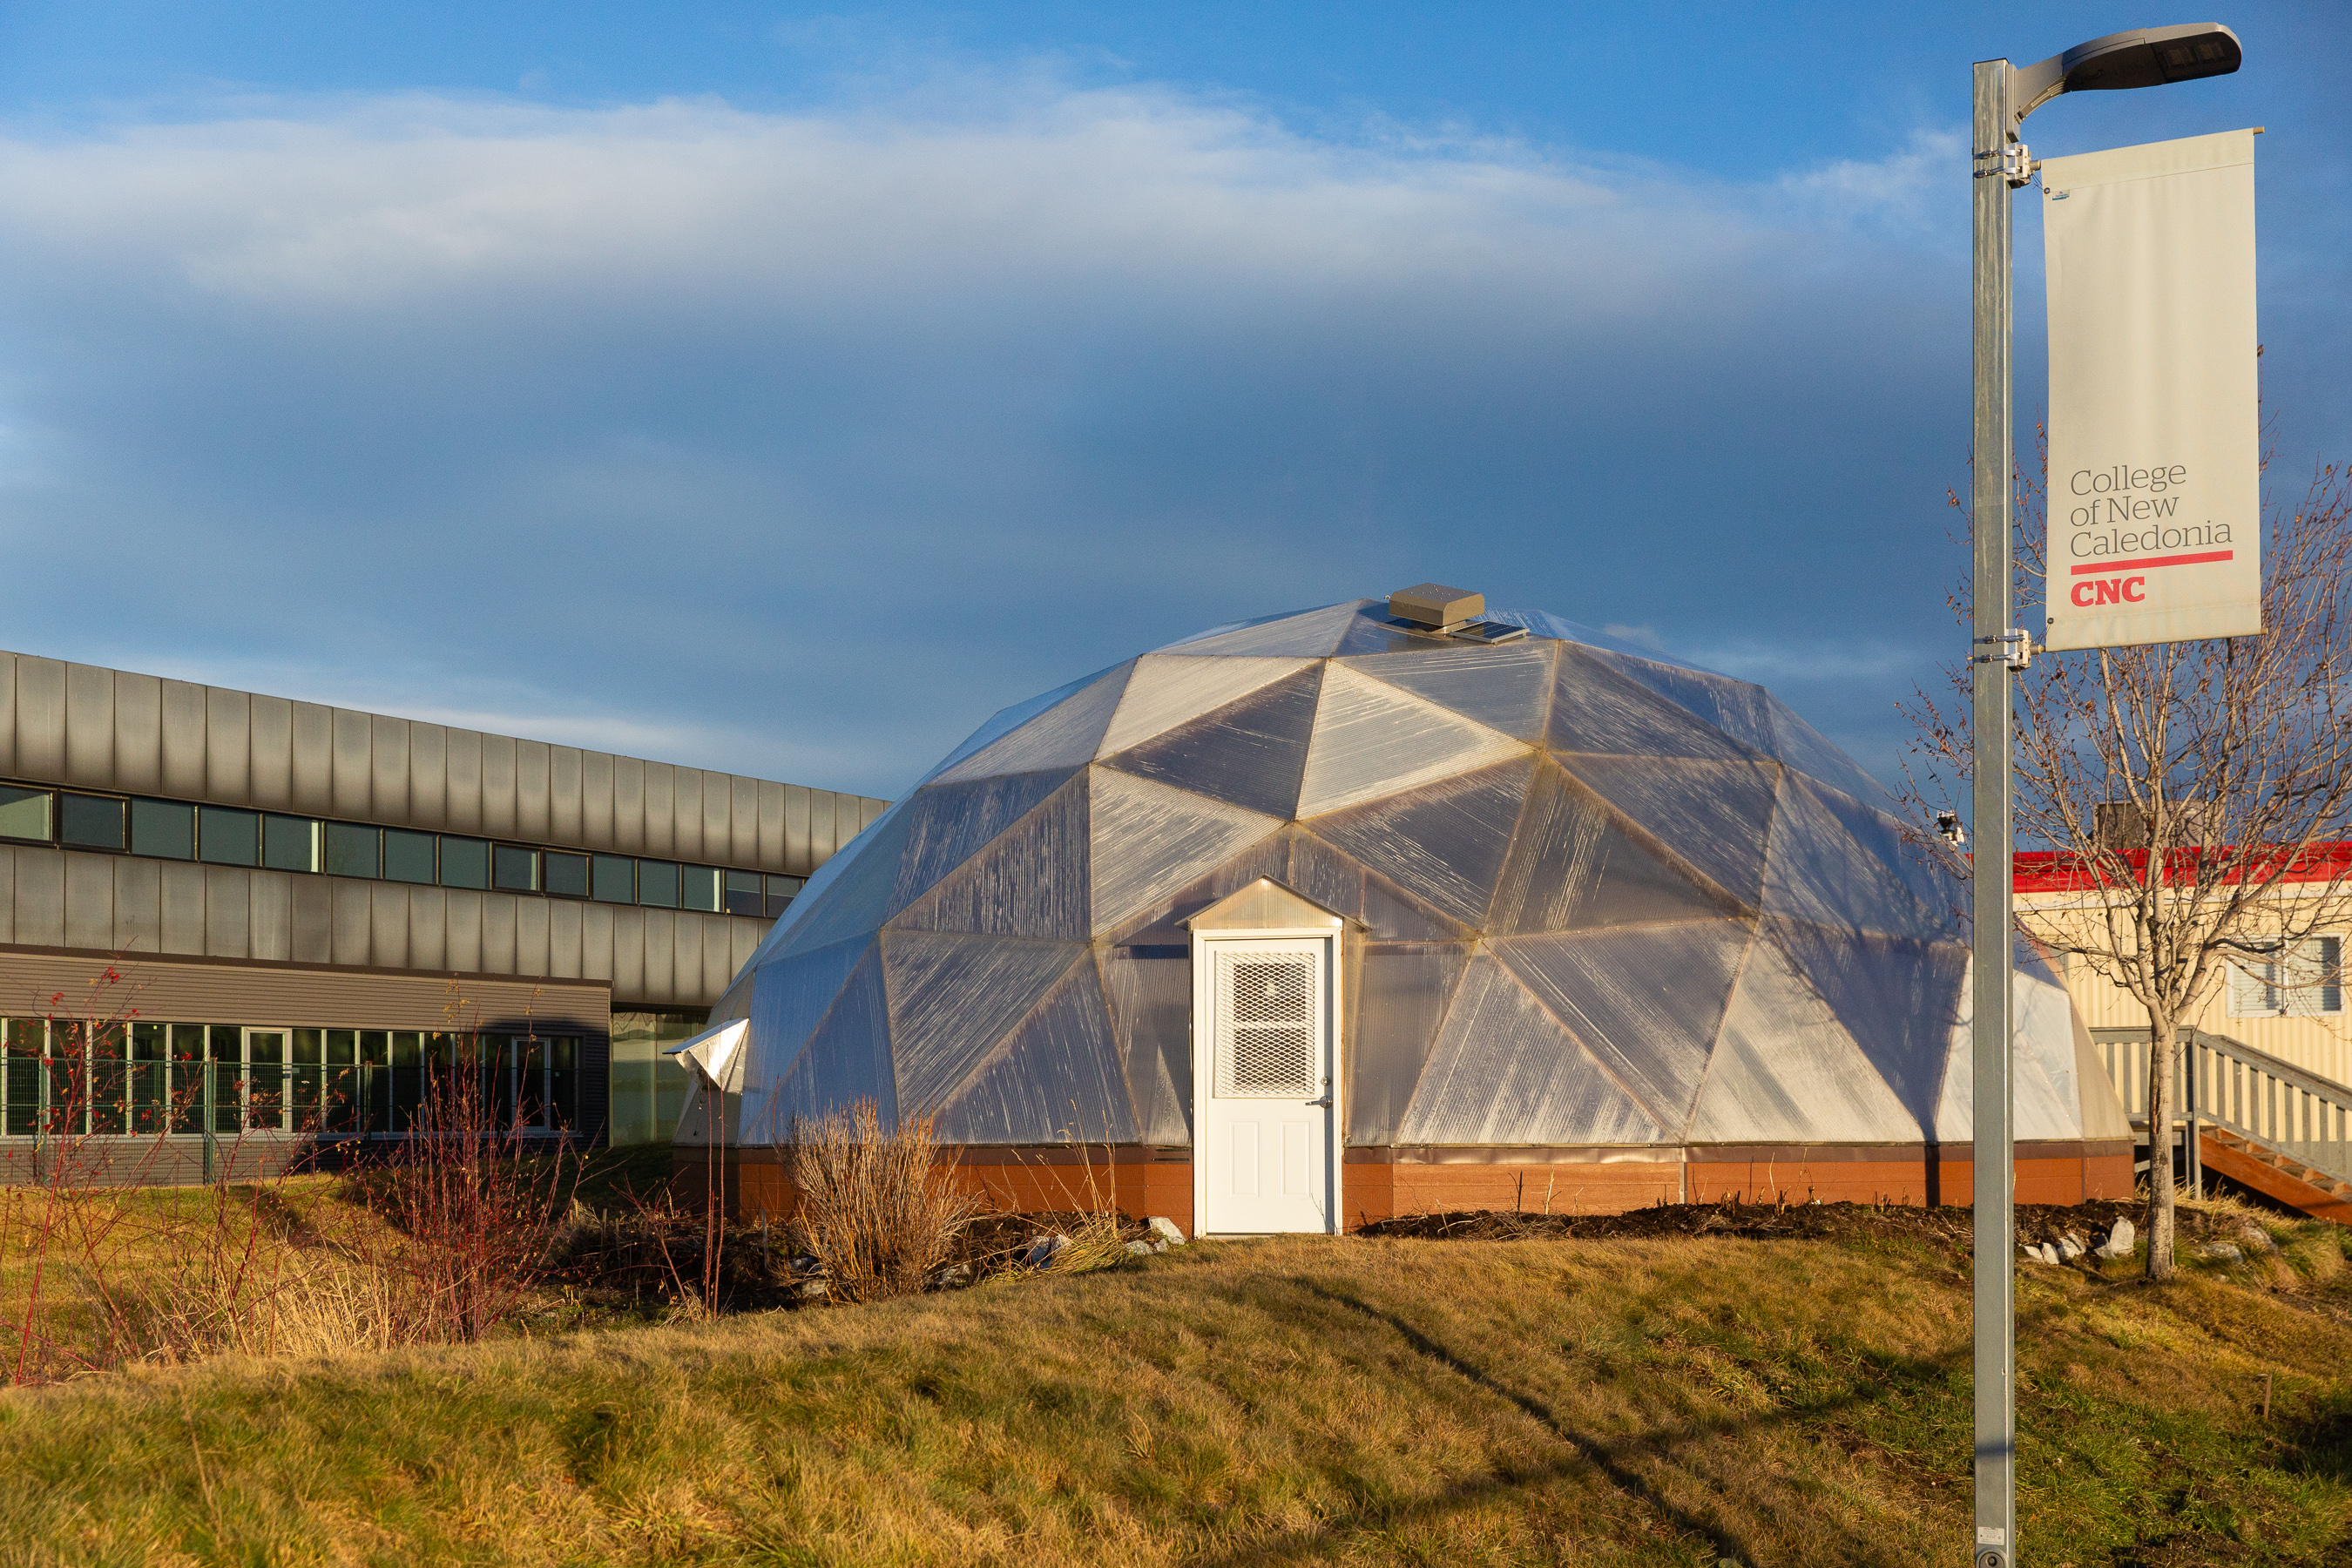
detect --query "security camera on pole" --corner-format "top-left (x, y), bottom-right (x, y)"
top-left (1967, 24), bottom-right (2247, 1568)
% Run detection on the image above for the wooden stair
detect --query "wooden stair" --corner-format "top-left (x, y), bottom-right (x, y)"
top-left (2200, 1127), bottom-right (2352, 1225)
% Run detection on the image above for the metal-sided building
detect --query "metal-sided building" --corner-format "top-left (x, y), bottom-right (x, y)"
top-left (0, 650), bottom-right (886, 1177)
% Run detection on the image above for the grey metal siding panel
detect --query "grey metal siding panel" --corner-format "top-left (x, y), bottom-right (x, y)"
top-left (732, 776), bottom-right (760, 868)
top-left (835, 795), bottom-right (864, 855)
top-left (371, 717), bottom-right (410, 823)
top-left (161, 679), bottom-right (207, 799)
top-left (609, 906), bottom-right (644, 1002)
top-left (64, 664), bottom-right (115, 787)
top-left (552, 899), bottom-right (587, 981)
top-left (642, 765), bottom-right (674, 857)
top-left (290, 703), bottom-right (335, 815)
top-left (250, 696), bottom-right (295, 810)
top-left (444, 889), bottom-right (483, 975)
top-left (331, 881), bottom-right (374, 967)
top-left (550, 747), bottom-right (583, 846)
top-left (370, 883), bottom-right (409, 970)
top-left (206, 688), bottom-right (253, 806)
top-left (785, 785), bottom-right (811, 875)
top-left (158, 861), bottom-right (204, 956)
top-left (203, 866), bottom-right (250, 960)
top-left (249, 870), bottom-right (292, 963)
top-left (64, 851), bottom-right (114, 950)
top-left (481, 734), bottom-right (517, 838)
top-left (112, 672), bottom-right (162, 794)
top-left (13, 846), bottom-right (63, 946)
top-left (514, 896), bottom-right (550, 977)
top-left (13, 658), bottom-right (66, 783)
top-left (289, 875), bottom-right (334, 964)
top-left (641, 909), bottom-right (674, 1005)
top-left (702, 915), bottom-right (738, 999)
top-left (516, 741), bottom-right (551, 841)
top-left (808, 792), bottom-right (837, 864)
top-left (113, 855), bottom-right (161, 957)
top-left (0, 652), bottom-right (14, 778)
top-left (0, 845), bottom-right (13, 943)
top-left (481, 891), bottom-right (517, 975)
top-left (756, 781), bottom-right (787, 873)
top-left (408, 723), bottom-right (449, 831)
top-left (409, 887), bottom-right (446, 971)
top-left (332, 709), bottom-right (374, 820)
top-left (578, 901), bottom-right (612, 983)
top-left (444, 727), bottom-right (483, 835)
top-left (672, 916), bottom-right (703, 1004)
top-left (580, 750), bottom-right (613, 852)
top-left (612, 757), bottom-right (645, 855)
top-left (862, 796), bottom-right (887, 830)
top-left (670, 768), bottom-right (702, 862)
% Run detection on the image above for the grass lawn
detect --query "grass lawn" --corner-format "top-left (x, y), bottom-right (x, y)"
top-left (0, 1207), bottom-right (2344, 1566)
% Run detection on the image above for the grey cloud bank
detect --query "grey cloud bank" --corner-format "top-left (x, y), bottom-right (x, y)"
top-left (0, 84), bottom-right (2168, 797)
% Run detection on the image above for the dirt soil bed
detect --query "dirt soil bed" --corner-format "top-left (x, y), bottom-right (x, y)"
top-left (1363, 1198), bottom-right (2183, 1254)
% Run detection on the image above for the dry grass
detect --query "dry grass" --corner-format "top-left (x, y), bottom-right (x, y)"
top-left (0, 1219), bottom-right (2343, 1565)
top-left (789, 1101), bottom-right (983, 1302)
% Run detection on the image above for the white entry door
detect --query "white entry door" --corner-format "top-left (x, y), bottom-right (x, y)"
top-left (1195, 936), bottom-right (1337, 1234)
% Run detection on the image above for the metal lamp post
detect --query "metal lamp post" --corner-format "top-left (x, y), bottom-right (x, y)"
top-left (1968, 24), bottom-right (2240, 1568)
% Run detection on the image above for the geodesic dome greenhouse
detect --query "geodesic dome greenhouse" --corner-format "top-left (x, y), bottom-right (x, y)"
top-left (679, 598), bottom-right (2129, 1226)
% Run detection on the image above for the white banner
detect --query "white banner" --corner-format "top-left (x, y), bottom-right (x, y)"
top-left (2041, 129), bottom-right (2260, 650)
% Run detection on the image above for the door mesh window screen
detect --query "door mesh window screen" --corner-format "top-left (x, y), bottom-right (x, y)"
top-left (1214, 951), bottom-right (1317, 1098)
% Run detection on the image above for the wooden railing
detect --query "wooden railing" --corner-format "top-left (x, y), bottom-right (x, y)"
top-left (2092, 1025), bottom-right (2352, 1188)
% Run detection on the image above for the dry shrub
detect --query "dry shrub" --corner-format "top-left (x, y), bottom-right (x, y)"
top-left (789, 1101), bottom-right (981, 1302)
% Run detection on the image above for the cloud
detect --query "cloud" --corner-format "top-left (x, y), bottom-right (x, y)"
top-left (0, 82), bottom-right (1976, 796)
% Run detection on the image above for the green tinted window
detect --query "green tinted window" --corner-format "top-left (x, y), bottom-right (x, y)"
top-left (0, 786), bottom-right (51, 842)
top-left (198, 807), bottom-right (260, 867)
top-left (591, 855), bottom-right (634, 903)
top-left (493, 845), bottom-right (539, 892)
top-left (130, 800), bottom-right (196, 860)
top-left (724, 869), bottom-right (762, 917)
top-left (439, 836), bottom-right (490, 889)
top-left (544, 852), bottom-right (589, 899)
top-left (324, 823), bottom-right (379, 878)
top-left (383, 828), bottom-right (436, 885)
top-left (263, 814), bottom-right (319, 872)
top-left (59, 794), bottom-right (125, 851)
top-left (636, 860), bottom-right (680, 908)
top-left (681, 865), bottom-right (720, 912)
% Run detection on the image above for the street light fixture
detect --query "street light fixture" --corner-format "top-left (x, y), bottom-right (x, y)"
top-left (1968, 24), bottom-right (2240, 1568)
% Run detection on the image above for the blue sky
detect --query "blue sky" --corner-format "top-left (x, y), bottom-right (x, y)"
top-left (0, 3), bottom-right (2343, 801)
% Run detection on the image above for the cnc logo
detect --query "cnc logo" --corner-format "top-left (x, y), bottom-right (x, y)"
top-left (2070, 575), bottom-right (2146, 608)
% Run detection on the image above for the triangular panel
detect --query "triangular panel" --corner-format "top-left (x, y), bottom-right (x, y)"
top-left (1097, 944), bottom-right (1193, 1145)
top-left (1103, 833), bottom-right (1294, 948)
top-left (882, 931), bottom-right (1089, 1114)
top-left (1761, 774), bottom-right (1948, 942)
top-left (932, 963), bottom-right (1136, 1145)
top-left (1686, 935), bottom-right (1918, 1145)
top-left (923, 664), bottom-right (1114, 785)
top-left (889, 768), bottom-right (1078, 916)
top-left (772, 803), bottom-right (917, 960)
top-left (1788, 775), bottom-right (1959, 937)
top-left (1558, 754), bottom-right (1780, 909)
top-left (1549, 645), bottom-right (1765, 762)
top-left (932, 662), bottom-right (1133, 785)
top-left (892, 774), bottom-right (1091, 939)
top-left (1764, 916), bottom-right (1964, 1139)
top-left (1308, 757), bottom-right (1534, 929)
top-left (740, 935), bottom-right (873, 1112)
top-left (1088, 770), bottom-right (1283, 937)
top-left (1343, 640), bottom-right (1559, 740)
top-left (1331, 604), bottom-right (1449, 656)
top-left (1763, 695), bottom-right (1901, 811)
top-left (1490, 758), bottom-right (1731, 935)
top-left (1297, 665), bottom-right (1524, 818)
top-left (762, 943), bottom-right (897, 1139)
top-left (1098, 656), bottom-right (1315, 756)
top-left (1350, 941), bottom-right (1475, 1145)
top-left (1105, 665), bottom-right (1323, 819)
top-left (1158, 601), bottom-right (1369, 658)
top-left (1586, 649), bottom-right (1779, 757)
top-left (1396, 953), bottom-right (1664, 1146)
top-left (1494, 921), bottom-right (1749, 1129)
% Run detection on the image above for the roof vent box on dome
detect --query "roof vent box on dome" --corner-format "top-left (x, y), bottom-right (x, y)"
top-left (1388, 582), bottom-right (1484, 631)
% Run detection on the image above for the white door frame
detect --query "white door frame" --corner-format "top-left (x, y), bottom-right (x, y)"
top-left (1189, 925), bottom-right (1343, 1235)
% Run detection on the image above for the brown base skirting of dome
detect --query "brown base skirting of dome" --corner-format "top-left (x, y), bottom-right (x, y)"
top-left (679, 1139), bottom-right (2135, 1236)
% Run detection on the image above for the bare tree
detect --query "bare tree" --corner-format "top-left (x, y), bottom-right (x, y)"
top-left (1905, 431), bottom-right (2352, 1279)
